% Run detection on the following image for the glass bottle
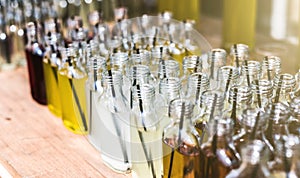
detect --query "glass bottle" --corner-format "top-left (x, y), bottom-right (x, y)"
top-left (239, 60), bottom-right (261, 87)
top-left (294, 69), bottom-right (300, 97)
top-left (43, 32), bottom-right (62, 117)
top-left (215, 65), bottom-right (239, 100)
top-left (207, 48), bottom-right (227, 90)
top-left (57, 46), bottom-right (88, 134)
top-left (86, 55), bottom-right (106, 151)
top-left (269, 135), bottom-right (300, 178)
top-left (194, 90), bottom-right (225, 138)
top-left (272, 73), bottom-right (296, 106)
top-left (25, 21), bottom-right (47, 105)
top-left (262, 102), bottom-right (290, 161)
top-left (201, 116), bottom-right (241, 178)
top-left (260, 55), bottom-right (281, 82)
top-left (222, 0), bottom-right (257, 50)
top-left (229, 44), bottom-right (249, 74)
top-left (251, 79), bottom-right (273, 110)
top-left (96, 70), bottom-right (131, 173)
top-left (234, 108), bottom-right (266, 153)
top-left (157, 59), bottom-right (181, 83)
top-left (287, 97), bottom-right (300, 136)
top-left (224, 85), bottom-right (253, 136)
top-left (226, 140), bottom-right (271, 178)
top-left (181, 55), bottom-right (202, 93)
top-left (185, 72), bottom-right (210, 107)
top-left (163, 99), bottom-right (202, 178)
top-left (130, 83), bottom-right (162, 178)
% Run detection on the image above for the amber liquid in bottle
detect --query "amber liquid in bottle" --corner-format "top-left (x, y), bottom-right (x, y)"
top-left (43, 62), bottom-right (62, 117)
top-left (58, 71), bottom-right (88, 134)
top-left (25, 47), bottom-right (47, 105)
top-left (163, 138), bottom-right (203, 178)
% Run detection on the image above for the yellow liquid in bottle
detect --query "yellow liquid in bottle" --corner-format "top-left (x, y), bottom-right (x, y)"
top-left (58, 70), bottom-right (88, 134)
top-left (163, 140), bottom-right (202, 178)
top-left (222, 0), bottom-right (257, 50)
top-left (158, 0), bottom-right (200, 22)
top-left (43, 62), bottom-right (62, 117)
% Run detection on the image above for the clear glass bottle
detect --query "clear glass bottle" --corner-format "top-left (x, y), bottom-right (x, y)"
top-left (260, 55), bottom-right (281, 82)
top-left (207, 48), bottom-right (227, 90)
top-left (25, 21), bottom-right (47, 105)
top-left (163, 99), bottom-right (202, 178)
top-left (181, 55), bottom-right (202, 93)
top-left (226, 140), bottom-right (271, 178)
top-left (130, 83), bottom-right (162, 178)
top-left (96, 70), bottom-right (131, 173)
top-left (269, 135), bottom-right (300, 178)
top-left (194, 90), bottom-right (225, 138)
top-left (86, 55), bottom-right (106, 151)
top-left (229, 44), bottom-right (249, 74)
top-left (251, 79), bottom-right (273, 110)
top-left (239, 60), bottom-right (261, 87)
top-left (57, 46), bottom-right (88, 134)
top-left (224, 85), bottom-right (253, 136)
top-left (215, 66), bottom-right (239, 100)
top-left (272, 73), bottom-right (296, 106)
top-left (201, 116), bottom-right (241, 178)
top-left (234, 108), bottom-right (266, 153)
top-left (262, 102), bottom-right (290, 161)
top-left (43, 32), bottom-right (62, 117)
top-left (157, 59), bottom-right (181, 83)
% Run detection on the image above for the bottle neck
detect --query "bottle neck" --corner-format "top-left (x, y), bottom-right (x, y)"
top-left (158, 59), bottom-right (180, 80)
top-left (208, 48), bottom-right (227, 81)
top-left (217, 66), bottom-right (239, 95)
top-left (186, 72), bottom-right (210, 105)
top-left (229, 43), bottom-right (249, 70)
top-left (251, 79), bottom-right (273, 109)
top-left (182, 55), bottom-right (202, 76)
top-left (159, 77), bottom-right (182, 105)
top-left (272, 73), bottom-right (296, 104)
top-left (261, 56), bottom-right (281, 81)
top-left (240, 60), bottom-right (261, 87)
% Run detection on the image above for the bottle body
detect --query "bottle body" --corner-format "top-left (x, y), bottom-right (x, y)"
top-left (222, 0), bottom-right (257, 50)
top-left (25, 45), bottom-right (47, 105)
top-left (43, 62), bottom-right (61, 117)
top-left (58, 68), bottom-right (88, 134)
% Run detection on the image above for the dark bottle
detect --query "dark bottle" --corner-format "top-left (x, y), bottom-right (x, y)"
top-left (201, 116), bottom-right (241, 178)
top-left (25, 21), bottom-right (47, 105)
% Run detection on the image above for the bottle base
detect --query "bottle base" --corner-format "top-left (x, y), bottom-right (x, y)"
top-left (101, 154), bottom-right (132, 174)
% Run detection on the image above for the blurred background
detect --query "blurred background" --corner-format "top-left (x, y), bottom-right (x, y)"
top-left (0, 0), bottom-right (299, 73)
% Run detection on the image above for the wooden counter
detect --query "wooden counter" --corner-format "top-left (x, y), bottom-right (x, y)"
top-left (0, 67), bottom-right (130, 177)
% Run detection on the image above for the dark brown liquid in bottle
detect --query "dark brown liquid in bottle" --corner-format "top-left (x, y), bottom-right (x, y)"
top-left (25, 46), bottom-right (47, 105)
top-left (201, 139), bottom-right (240, 178)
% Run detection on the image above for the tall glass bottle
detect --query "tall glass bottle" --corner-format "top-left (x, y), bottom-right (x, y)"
top-left (224, 85), bottom-right (253, 139)
top-left (25, 21), bottom-right (47, 105)
top-left (263, 102), bottom-right (290, 161)
top-left (207, 48), bottom-right (227, 89)
top-left (251, 79), bottom-right (273, 110)
top-left (272, 73), bottom-right (296, 106)
top-left (130, 84), bottom-right (162, 178)
top-left (163, 99), bottom-right (202, 178)
top-left (239, 60), bottom-right (261, 87)
top-left (222, 0), bottom-right (257, 50)
top-left (96, 70), bottom-right (131, 173)
top-left (229, 44), bottom-right (249, 74)
top-left (226, 140), bottom-right (271, 178)
top-left (58, 46), bottom-right (88, 134)
top-left (268, 135), bottom-right (300, 178)
top-left (201, 116), bottom-right (241, 178)
top-left (260, 55), bottom-right (281, 82)
top-left (86, 56), bottom-right (106, 151)
top-left (43, 32), bottom-right (62, 117)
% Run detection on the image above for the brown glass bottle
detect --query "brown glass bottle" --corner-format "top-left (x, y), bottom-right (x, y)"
top-left (201, 117), bottom-right (241, 178)
top-left (25, 22), bottom-right (47, 105)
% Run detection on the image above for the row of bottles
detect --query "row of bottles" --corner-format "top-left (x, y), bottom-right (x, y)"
top-left (20, 2), bottom-right (300, 178)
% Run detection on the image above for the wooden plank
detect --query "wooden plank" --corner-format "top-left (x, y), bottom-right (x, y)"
top-left (0, 67), bottom-right (130, 177)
